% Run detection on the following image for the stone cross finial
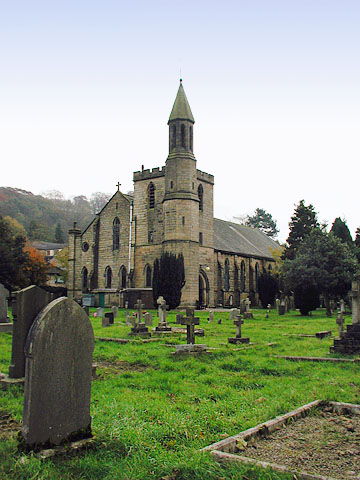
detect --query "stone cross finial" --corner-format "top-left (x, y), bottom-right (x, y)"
top-left (336, 311), bottom-right (345, 338)
top-left (135, 299), bottom-right (144, 324)
top-left (234, 314), bottom-right (244, 338)
top-left (116, 182), bottom-right (121, 191)
top-left (157, 296), bottom-right (169, 325)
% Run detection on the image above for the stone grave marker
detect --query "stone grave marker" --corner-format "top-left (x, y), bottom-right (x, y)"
top-left (228, 313), bottom-right (250, 344)
top-left (105, 312), bottom-right (114, 325)
top-left (21, 297), bottom-right (94, 448)
top-left (230, 308), bottom-right (239, 321)
top-left (111, 306), bottom-right (119, 318)
top-left (175, 308), bottom-right (206, 354)
top-left (336, 311), bottom-right (345, 338)
top-left (0, 283), bottom-right (10, 323)
top-left (96, 307), bottom-right (104, 318)
top-left (102, 317), bottom-right (110, 327)
top-left (265, 304), bottom-right (271, 319)
top-left (9, 286), bottom-right (54, 379)
top-left (128, 299), bottom-right (151, 337)
top-left (331, 276), bottom-right (360, 354)
top-left (154, 296), bottom-right (171, 332)
top-left (126, 314), bottom-right (136, 326)
top-left (144, 312), bottom-right (153, 326)
top-left (208, 310), bottom-right (214, 323)
top-left (243, 298), bottom-right (253, 319)
top-left (240, 299), bottom-right (246, 314)
top-left (82, 306), bottom-right (90, 316)
top-left (284, 296), bottom-right (290, 313)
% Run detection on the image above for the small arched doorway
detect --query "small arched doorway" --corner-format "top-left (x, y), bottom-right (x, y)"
top-left (199, 270), bottom-right (210, 308)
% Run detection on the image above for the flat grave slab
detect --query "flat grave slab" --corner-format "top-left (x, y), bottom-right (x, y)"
top-left (203, 400), bottom-right (360, 480)
top-left (275, 355), bottom-right (360, 363)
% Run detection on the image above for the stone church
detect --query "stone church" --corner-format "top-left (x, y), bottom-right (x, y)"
top-left (68, 81), bottom-right (279, 308)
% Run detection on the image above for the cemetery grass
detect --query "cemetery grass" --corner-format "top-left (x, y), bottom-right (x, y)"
top-left (1, 308), bottom-right (359, 480)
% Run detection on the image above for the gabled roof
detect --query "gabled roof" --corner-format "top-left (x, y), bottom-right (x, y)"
top-left (168, 81), bottom-right (195, 124)
top-left (214, 218), bottom-right (280, 260)
top-left (31, 241), bottom-right (66, 250)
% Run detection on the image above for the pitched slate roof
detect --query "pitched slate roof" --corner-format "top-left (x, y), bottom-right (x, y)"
top-left (168, 81), bottom-right (195, 123)
top-left (214, 218), bottom-right (280, 260)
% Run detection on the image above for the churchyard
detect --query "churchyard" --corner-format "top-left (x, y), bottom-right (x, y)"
top-left (1, 304), bottom-right (360, 480)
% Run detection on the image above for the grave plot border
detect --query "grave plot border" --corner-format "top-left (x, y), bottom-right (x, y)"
top-left (201, 400), bottom-right (360, 480)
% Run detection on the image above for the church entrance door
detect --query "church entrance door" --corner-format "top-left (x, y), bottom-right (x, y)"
top-left (199, 271), bottom-right (209, 308)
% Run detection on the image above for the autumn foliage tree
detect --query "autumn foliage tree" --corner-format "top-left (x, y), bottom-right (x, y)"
top-left (23, 241), bottom-right (49, 286)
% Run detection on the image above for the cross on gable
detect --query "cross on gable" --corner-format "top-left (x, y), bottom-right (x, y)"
top-left (116, 182), bottom-right (121, 191)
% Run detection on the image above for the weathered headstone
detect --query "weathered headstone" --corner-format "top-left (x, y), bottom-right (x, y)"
top-left (265, 304), bottom-right (271, 319)
top-left (9, 286), bottom-right (54, 379)
top-left (128, 299), bottom-right (151, 337)
top-left (0, 283), bottom-right (10, 323)
top-left (105, 312), bottom-right (114, 325)
top-left (230, 308), bottom-right (239, 321)
top-left (175, 308), bottom-right (206, 354)
top-left (243, 298), bottom-right (253, 319)
top-left (336, 312), bottom-right (345, 338)
top-left (154, 296), bottom-right (171, 332)
top-left (284, 296), bottom-right (290, 313)
top-left (228, 313), bottom-right (250, 344)
top-left (331, 276), bottom-right (360, 354)
top-left (240, 299), bottom-right (246, 314)
top-left (208, 310), bottom-right (214, 323)
top-left (126, 314), bottom-right (136, 326)
top-left (82, 306), bottom-right (90, 316)
top-left (144, 312), bottom-right (153, 326)
top-left (111, 306), bottom-right (119, 318)
top-left (96, 307), bottom-right (104, 318)
top-left (22, 297), bottom-right (94, 448)
top-left (102, 317), bottom-right (110, 327)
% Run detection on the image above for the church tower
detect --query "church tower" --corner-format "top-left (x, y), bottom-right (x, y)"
top-left (163, 80), bottom-right (200, 306)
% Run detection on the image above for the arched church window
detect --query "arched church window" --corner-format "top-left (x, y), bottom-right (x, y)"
top-left (105, 266), bottom-right (112, 289)
top-left (145, 265), bottom-right (152, 287)
top-left (217, 261), bottom-right (222, 290)
top-left (189, 126), bottom-right (193, 151)
top-left (113, 217), bottom-right (120, 250)
top-left (181, 124), bottom-right (186, 148)
top-left (148, 182), bottom-right (155, 209)
top-left (81, 267), bottom-right (88, 292)
top-left (240, 261), bottom-right (246, 291)
top-left (171, 125), bottom-right (176, 149)
top-left (224, 258), bottom-right (230, 291)
top-left (198, 184), bottom-right (203, 211)
top-left (119, 266), bottom-right (127, 289)
top-left (255, 262), bottom-right (260, 291)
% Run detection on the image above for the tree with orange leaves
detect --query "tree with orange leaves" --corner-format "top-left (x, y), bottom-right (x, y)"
top-left (23, 241), bottom-right (49, 286)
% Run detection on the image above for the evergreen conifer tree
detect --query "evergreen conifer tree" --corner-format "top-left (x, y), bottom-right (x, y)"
top-left (152, 253), bottom-right (185, 309)
top-left (330, 217), bottom-right (353, 246)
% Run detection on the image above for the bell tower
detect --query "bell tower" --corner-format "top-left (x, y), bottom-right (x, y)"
top-left (163, 80), bottom-right (200, 307)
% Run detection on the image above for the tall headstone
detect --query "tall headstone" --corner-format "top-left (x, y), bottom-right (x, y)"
top-left (208, 310), bottom-right (214, 323)
top-left (111, 306), bottom-right (119, 318)
top-left (96, 307), bottom-right (104, 318)
top-left (243, 298), bottom-right (253, 319)
top-left (0, 283), bottom-right (10, 323)
top-left (154, 296), bottom-right (171, 332)
top-left (9, 286), bottom-right (54, 379)
top-left (22, 297), bottom-right (94, 448)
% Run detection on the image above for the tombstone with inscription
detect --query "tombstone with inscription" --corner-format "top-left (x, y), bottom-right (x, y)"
top-left (104, 312), bottom-right (114, 325)
top-left (331, 275), bottom-right (360, 354)
top-left (243, 298), bottom-right (254, 319)
top-left (21, 297), bottom-right (94, 448)
top-left (0, 284), bottom-right (10, 323)
top-left (128, 299), bottom-right (151, 338)
top-left (175, 308), bottom-right (206, 354)
top-left (154, 296), bottom-right (171, 332)
top-left (228, 313), bottom-right (250, 344)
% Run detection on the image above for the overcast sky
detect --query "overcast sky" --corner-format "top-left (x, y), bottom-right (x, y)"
top-left (1, 1), bottom-right (359, 242)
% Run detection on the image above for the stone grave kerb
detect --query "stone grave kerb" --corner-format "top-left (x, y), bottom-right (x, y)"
top-left (22, 297), bottom-right (94, 448)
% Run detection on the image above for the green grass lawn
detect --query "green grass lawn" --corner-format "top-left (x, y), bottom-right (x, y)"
top-left (0, 307), bottom-right (359, 480)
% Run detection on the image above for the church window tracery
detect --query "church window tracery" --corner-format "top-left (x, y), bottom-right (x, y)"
top-left (113, 217), bottom-right (120, 250)
top-left (198, 184), bottom-right (203, 211)
top-left (148, 182), bottom-right (155, 209)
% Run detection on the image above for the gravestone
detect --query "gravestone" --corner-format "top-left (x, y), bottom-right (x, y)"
top-left (9, 286), bottom-right (54, 379)
top-left (111, 306), bottom-right (119, 318)
top-left (126, 314), bottom-right (136, 326)
top-left (340, 299), bottom-right (345, 314)
top-left (144, 312), bottom-right (153, 326)
top-left (265, 304), bottom-right (271, 319)
top-left (278, 296), bottom-right (285, 315)
top-left (230, 308), bottom-right (239, 321)
top-left (102, 317), bottom-right (110, 327)
top-left (96, 307), bottom-right (104, 318)
top-left (243, 298), bottom-right (253, 319)
top-left (0, 283), bottom-right (10, 323)
top-left (331, 276), bottom-right (360, 354)
top-left (208, 310), bottom-right (214, 323)
top-left (175, 308), bottom-right (206, 354)
top-left (154, 296), bottom-right (171, 332)
top-left (22, 297), bottom-right (94, 448)
top-left (336, 312), bottom-right (345, 338)
top-left (128, 299), bottom-right (151, 337)
top-left (284, 296), bottom-right (290, 313)
top-left (228, 313), bottom-right (250, 344)
top-left (105, 312), bottom-right (114, 325)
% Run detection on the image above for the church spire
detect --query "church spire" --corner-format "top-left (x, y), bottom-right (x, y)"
top-left (168, 79), bottom-right (195, 124)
